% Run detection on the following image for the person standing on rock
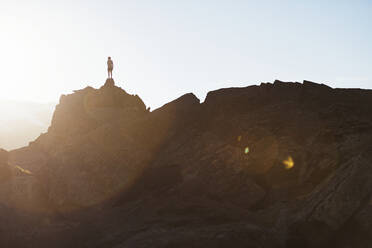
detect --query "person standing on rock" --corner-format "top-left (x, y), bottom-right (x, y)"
top-left (107, 57), bottom-right (114, 79)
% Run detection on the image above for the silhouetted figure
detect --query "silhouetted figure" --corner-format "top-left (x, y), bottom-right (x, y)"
top-left (107, 57), bottom-right (114, 79)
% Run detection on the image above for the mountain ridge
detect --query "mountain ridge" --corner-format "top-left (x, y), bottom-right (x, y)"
top-left (1, 79), bottom-right (372, 247)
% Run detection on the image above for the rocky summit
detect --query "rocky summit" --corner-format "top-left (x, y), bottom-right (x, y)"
top-left (1, 79), bottom-right (372, 247)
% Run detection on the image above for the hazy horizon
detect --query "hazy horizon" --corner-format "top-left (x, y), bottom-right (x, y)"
top-left (0, 0), bottom-right (371, 109)
top-left (0, 100), bottom-right (54, 150)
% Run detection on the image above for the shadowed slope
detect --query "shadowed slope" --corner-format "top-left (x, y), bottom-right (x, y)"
top-left (3, 79), bottom-right (372, 247)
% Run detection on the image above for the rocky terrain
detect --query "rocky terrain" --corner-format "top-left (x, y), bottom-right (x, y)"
top-left (1, 78), bottom-right (372, 247)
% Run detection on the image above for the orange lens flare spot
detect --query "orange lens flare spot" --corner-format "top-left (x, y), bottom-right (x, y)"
top-left (15, 165), bottom-right (32, 175)
top-left (244, 147), bottom-right (249, 154)
top-left (283, 156), bottom-right (294, 170)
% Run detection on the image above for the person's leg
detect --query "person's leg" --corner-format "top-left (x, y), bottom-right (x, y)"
top-left (108, 70), bottom-right (109, 78)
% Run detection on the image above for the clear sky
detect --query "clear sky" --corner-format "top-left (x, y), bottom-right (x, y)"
top-left (0, 0), bottom-right (371, 109)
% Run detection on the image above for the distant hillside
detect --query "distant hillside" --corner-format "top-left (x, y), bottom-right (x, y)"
top-left (0, 100), bottom-right (55, 150)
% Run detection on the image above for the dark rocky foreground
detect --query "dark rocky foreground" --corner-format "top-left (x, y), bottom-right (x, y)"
top-left (1, 79), bottom-right (372, 247)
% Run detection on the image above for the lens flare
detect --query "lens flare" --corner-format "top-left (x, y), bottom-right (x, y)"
top-left (244, 147), bottom-right (249, 154)
top-left (15, 165), bottom-right (32, 175)
top-left (282, 156), bottom-right (294, 170)
top-left (237, 136), bottom-right (242, 142)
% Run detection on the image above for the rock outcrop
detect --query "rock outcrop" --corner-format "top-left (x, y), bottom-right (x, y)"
top-left (0, 149), bottom-right (11, 183)
top-left (3, 79), bottom-right (372, 247)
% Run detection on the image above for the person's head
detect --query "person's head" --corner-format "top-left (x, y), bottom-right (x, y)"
top-left (108, 56), bottom-right (111, 60)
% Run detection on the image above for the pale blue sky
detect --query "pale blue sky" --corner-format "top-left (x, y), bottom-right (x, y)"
top-left (0, 0), bottom-right (371, 108)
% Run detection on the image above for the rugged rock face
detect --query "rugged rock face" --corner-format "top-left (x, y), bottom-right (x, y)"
top-left (0, 149), bottom-right (10, 182)
top-left (3, 79), bottom-right (372, 247)
top-left (10, 80), bottom-right (149, 211)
